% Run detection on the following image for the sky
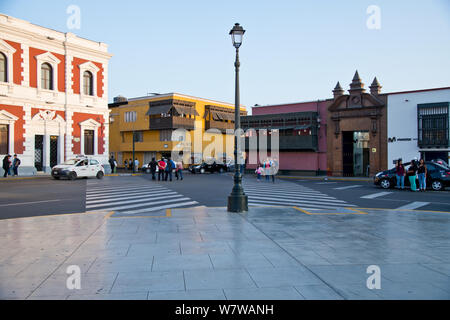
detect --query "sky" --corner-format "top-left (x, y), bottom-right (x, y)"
top-left (1, 0), bottom-right (449, 111)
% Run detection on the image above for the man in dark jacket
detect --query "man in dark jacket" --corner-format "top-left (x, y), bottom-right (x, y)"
top-left (149, 157), bottom-right (157, 180)
top-left (12, 154), bottom-right (21, 176)
top-left (3, 155), bottom-right (11, 178)
top-left (165, 157), bottom-right (175, 181)
top-left (109, 156), bottom-right (116, 174)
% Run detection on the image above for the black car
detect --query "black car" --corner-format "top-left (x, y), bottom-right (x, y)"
top-left (374, 161), bottom-right (450, 191)
top-left (189, 161), bottom-right (228, 174)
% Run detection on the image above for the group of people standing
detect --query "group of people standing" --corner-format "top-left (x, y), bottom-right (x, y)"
top-left (395, 158), bottom-right (428, 192)
top-left (255, 158), bottom-right (278, 183)
top-left (2, 154), bottom-right (21, 178)
top-left (148, 157), bottom-right (183, 182)
top-left (123, 158), bottom-right (139, 173)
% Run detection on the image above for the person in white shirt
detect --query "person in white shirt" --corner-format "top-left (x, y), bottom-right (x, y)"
top-left (134, 158), bottom-right (139, 173)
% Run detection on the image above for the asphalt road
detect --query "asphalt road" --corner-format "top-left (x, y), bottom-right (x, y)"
top-left (289, 178), bottom-right (450, 212)
top-left (1, 172), bottom-right (450, 220)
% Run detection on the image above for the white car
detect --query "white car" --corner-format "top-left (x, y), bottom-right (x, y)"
top-left (51, 157), bottom-right (105, 180)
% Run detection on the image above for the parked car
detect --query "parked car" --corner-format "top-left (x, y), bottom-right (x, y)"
top-left (189, 161), bottom-right (228, 174)
top-left (51, 157), bottom-right (105, 180)
top-left (374, 161), bottom-right (450, 191)
top-left (141, 163), bottom-right (159, 174)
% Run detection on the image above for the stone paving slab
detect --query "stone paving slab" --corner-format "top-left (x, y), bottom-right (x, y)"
top-left (0, 206), bottom-right (449, 300)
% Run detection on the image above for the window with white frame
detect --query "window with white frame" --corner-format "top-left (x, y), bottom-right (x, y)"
top-left (124, 111), bottom-right (137, 123)
top-left (78, 61), bottom-right (99, 97)
top-left (41, 63), bottom-right (53, 90)
top-left (0, 52), bottom-right (6, 83)
top-left (83, 71), bottom-right (94, 96)
top-left (35, 52), bottom-right (60, 91)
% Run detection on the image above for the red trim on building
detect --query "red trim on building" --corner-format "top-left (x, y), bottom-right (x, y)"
top-left (4, 40), bottom-right (23, 85)
top-left (29, 47), bottom-right (65, 91)
top-left (0, 104), bottom-right (25, 154)
top-left (71, 112), bottom-right (105, 155)
top-left (29, 47), bottom-right (46, 88)
top-left (72, 57), bottom-right (104, 98)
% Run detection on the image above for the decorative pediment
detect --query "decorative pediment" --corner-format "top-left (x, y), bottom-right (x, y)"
top-left (35, 51), bottom-right (61, 65)
top-left (31, 110), bottom-right (65, 123)
top-left (79, 118), bottom-right (101, 128)
top-left (0, 39), bottom-right (16, 54)
top-left (328, 93), bottom-right (384, 112)
top-left (78, 61), bottom-right (100, 73)
top-left (0, 109), bottom-right (19, 122)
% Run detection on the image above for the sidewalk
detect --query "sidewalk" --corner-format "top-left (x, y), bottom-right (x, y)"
top-left (1, 205), bottom-right (449, 300)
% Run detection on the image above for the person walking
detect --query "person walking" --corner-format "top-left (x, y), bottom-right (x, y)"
top-left (128, 158), bottom-right (133, 171)
top-left (124, 159), bottom-right (128, 171)
top-left (149, 157), bottom-right (157, 180)
top-left (165, 157), bottom-right (175, 181)
top-left (12, 154), bottom-right (21, 176)
top-left (2, 155), bottom-right (11, 178)
top-left (407, 160), bottom-right (418, 192)
top-left (134, 158), bottom-right (139, 173)
top-left (176, 161), bottom-right (184, 180)
top-left (395, 159), bottom-right (406, 190)
top-left (417, 159), bottom-right (427, 191)
top-left (255, 164), bottom-right (263, 181)
top-left (109, 156), bottom-right (116, 174)
top-left (157, 158), bottom-right (166, 181)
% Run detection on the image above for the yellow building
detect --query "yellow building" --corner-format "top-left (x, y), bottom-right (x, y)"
top-left (108, 93), bottom-right (247, 168)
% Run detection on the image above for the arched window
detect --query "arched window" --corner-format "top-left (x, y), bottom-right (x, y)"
top-left (83, 71), bottom-right (93, 96)
top-left (41, 63), bottom-right (53, 90)
top-left (0, 52), bottom-right (6, 82)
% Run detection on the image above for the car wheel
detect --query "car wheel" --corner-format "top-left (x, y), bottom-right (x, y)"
top-left (219, 168), bottom-right (224, 173)
top-left (431, 180), bottom-right (443, 191)
top-left (380, 178), bottom-right (391, 189)
top-left (53, 176), bottom-right (60, 180)
top-left (68, 172), bottom-right (77, 181)
top-left (96, 171), bottom-right (104, 179)
top-left (200, 168), bottom-right (205, 174)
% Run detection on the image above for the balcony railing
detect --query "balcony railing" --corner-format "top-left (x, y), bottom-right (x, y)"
top-left (149, 116), bottom-right (195, 130)
top-left (205, 120), bottom-right (235, 132)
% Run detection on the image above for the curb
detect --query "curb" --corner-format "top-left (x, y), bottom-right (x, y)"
top-left (0, 173), bottom-right (144, 182)
top-left (278, 176), bottom-right (372, 182)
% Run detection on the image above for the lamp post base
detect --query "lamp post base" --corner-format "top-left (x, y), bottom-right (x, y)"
top-left (227, 194), bottom-right (248, 213)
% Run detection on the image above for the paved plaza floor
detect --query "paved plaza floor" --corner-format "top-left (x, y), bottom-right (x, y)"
top-left (0, 205), bottom-right (449, 300)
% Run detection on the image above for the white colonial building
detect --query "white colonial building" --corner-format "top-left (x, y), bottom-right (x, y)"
top-left (387, 87), bottom-right (450, 167)
top-left (0, 14), bottom-right (112, 175)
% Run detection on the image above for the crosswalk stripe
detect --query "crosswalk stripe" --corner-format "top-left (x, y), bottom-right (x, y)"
top-left (86, 192), bottom-right (179, 205)
top-left (86, 189), bottom-right (172, 201)
top-left (248, 195), bottom-right (355, 207)
top-left (334, 185), bottom-right (363, 190)
top-left (243, 189), bottom-right (338, 199)
top-left (247, 199), bottom-right (353, 209)
top-left (86, 185), bottom-right (152, 192)
top-left (361, 191), bottom-right (392, 199)
top-left (246, 193), bottom-right (347, 204)
top-left (86, 186), bottom-right (168, 196)
top-left (122, 201), bottom-right (199, 214)
top-left (89, 197), bottom-right (192, 212)
top-left (395, 202), bottom-right (430, 210)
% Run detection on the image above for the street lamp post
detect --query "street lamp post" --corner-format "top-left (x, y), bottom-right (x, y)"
top-left (227, 23), bottom-right (248, 213)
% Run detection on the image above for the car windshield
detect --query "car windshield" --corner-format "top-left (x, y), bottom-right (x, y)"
top-left (62, 159), bottom-right (81, 165)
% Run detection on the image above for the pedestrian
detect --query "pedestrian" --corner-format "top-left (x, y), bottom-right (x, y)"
top-left (109, 156), bottom-right (116, 174)
top-left (128, 158), bottom-right (133, 171)
top-left (255, 164), bottom-right (263, 181)
top-left (406, 160), bottom-right (418, 192)
top-left (176, 160), bottom-right (184, 180)
top-left (264, 159), bottom-right (270, 182)
top-left (12, 154), bottom-right (21, 176)
top-left (134, 158), bottom-right (139, 173)
top-left (271, 158), bottom-right (278, 183)
top-left (149, 157), bottom-right (157, 180)
top-left (165, 157), bottom-right (175, 181)
top-left (124, 159), bottom-right (128, 171)
top-left (113, 159), bottom-right (117, 173)
top-left (157, 158), bottom-right (166, 181)
top-left (417, 159), bottom-right (427, 191)
top-left (2, 154), bottom-right (11, 178)
top-left (395, 159), bottom-right (406, 190)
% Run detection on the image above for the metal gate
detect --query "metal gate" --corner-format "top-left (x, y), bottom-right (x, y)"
top-left (50, 136), bottom-right (58, 168)
top-left (34, 135), bottom-right (44, 171)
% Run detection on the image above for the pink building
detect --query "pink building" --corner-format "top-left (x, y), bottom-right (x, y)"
top-left (242, 100), bottom-right (329, 175)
